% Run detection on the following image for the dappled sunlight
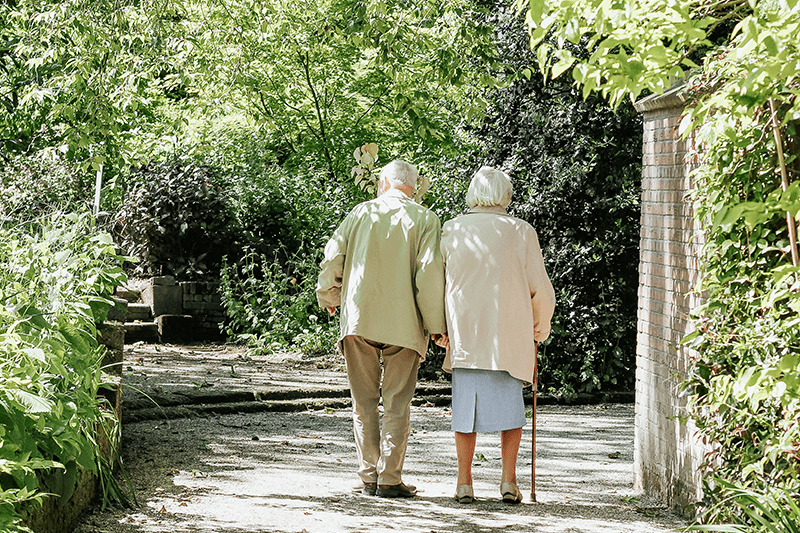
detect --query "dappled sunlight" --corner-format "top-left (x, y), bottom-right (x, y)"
top-left (98, 404), bottom-right (685, 533)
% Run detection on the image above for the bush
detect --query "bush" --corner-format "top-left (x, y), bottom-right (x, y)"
top-left (427, 77), bottom-right (642, 396)
top-left (219, 247), bottom-right (338, 355)
top-left (0, 154), bottom-right (95, 221)
top-left (0, 212), bottom-right (129, 532)
top-left (682, 107), bottom-right (800, 524)
top-left (113, 160), bottom-right (236, 281)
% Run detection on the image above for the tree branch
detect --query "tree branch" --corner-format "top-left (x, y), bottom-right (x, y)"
top-left (299, 49), bottom-right (336, 182)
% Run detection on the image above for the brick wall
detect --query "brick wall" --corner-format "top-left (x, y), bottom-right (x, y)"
top-left (633, 86), bottom-right (707, 512)
top-left (180, 281), bottom-right (226, 339)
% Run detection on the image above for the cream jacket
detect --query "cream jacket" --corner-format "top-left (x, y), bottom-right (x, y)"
top-left (440, 206), bottom-right (556, 383)
top-left (316, 189), bottom-right (447, 357)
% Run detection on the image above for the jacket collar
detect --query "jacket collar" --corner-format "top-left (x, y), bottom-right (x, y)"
top-left (469, 206), bottom-right (508, 215)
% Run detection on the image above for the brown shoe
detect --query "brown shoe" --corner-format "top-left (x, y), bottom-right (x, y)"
top-left (376, 482), bottom-right (417, 498)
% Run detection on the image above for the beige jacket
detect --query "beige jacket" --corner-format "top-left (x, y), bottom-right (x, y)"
top-left (440, 206), bottom-right (556, 383)
top-left (316, 189), bottom-right (447, 357)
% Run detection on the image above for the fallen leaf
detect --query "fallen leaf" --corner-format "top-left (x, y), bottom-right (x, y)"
top-left (159, 506), bottom-right (167, 513)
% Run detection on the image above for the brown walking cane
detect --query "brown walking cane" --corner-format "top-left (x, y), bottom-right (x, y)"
top-left (531, 342), bottom-right (538, 502)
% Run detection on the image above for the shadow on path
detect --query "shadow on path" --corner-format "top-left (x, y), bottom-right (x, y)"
top-left (73, 344), bottom-right (686, 533)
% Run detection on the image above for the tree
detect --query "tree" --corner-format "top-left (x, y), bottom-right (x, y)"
top-left (161, 0), bottom-right (502, 182)
top-left (0, 0), bottom-right (184, 166)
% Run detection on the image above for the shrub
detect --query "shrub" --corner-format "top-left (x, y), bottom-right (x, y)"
top-left (0, 154), bottom-right (95, 221)
top-left (113, 160), bottom-right (236, 281)
top-left (0, 212), bottom-right (129, 532)
top-left (682, 105), bottom-right (800, 524)
top-left (219, 246), bottom-right (338, 355)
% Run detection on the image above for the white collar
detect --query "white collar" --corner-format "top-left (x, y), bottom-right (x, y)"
top-left (468, 206), bottom-right (508, 215)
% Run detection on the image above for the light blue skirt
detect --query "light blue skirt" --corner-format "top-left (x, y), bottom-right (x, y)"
top-left (451, 367), bottom-right (526, 433)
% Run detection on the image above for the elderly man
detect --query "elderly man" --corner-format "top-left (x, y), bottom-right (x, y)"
top-left (316, 160), bottom-right (447, 498)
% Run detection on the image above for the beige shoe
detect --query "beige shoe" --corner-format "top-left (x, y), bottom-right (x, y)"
top-left (352, 480), bottom-right (377, 496)
top-left (455, 484), bottom-right (474, 504)
top-left (500, 481), bottom-right (522, 504)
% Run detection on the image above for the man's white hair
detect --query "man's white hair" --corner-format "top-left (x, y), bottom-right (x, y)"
top-left (379, 160), bottom-right (418, 189)
top-left (466, 166), bottom-right (513, 208)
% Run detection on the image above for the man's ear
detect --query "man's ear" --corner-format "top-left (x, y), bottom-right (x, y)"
top-left (376, 177), bottom-right (388, 196)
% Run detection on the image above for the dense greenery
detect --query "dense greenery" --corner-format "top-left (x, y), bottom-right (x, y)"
top-left (515, 0), bottom-right (800, 526)
top-left (451, 12), bottom-right (642, 396)
top-left (0, 213), bottom-right (128, 532)
top-left (1, 0), bottom-right (644, 394)
top-left (113, 160), bottom-right (236, 280)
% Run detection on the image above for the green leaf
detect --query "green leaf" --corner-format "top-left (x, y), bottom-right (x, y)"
top-left (777, 354), bottom-right (799, 373)
top-left (9, 390), bottom-right (54, 414)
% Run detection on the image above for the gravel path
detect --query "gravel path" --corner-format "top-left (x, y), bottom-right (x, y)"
top-left (73, 343), bottom-right (687, 533)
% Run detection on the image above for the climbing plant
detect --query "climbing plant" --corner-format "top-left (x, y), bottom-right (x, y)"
top-left (514, 0), bottom-right (800, 526)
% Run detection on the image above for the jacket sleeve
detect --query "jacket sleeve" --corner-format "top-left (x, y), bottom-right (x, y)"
top-left (316, 216), bottom-right (350, 309)
top-left (414, 215), bottom-right (447, 334)
top-left (526, 227), bottom-right (556, 342)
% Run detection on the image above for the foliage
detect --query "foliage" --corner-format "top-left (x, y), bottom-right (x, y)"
top-left (0, 212), bottom-right (129, 531)
top-left (134, 0), bottom-right (503, 184)
top-left (113, 159), bottom-right (236, 281)
top-left (352, 143), bottom-right (380, 196)
top-left (687, 481), bottom-right (800, 532)
top-left (219, 247), bottom-right (338, 356)
top-left (0, 0), bottom-right (190, 177)
top-left (513, 0), bottom-right (751, 108)
top-left (428, 7), bottom-right (643, 396)
top-left (205, 140), bottom-right (345, 356)
top-left (682, 99), bottom-right (800, 522)
top-left (515, 0), bottom-right (800, 523)
top-left (0, 154), bottom-right (96, 221)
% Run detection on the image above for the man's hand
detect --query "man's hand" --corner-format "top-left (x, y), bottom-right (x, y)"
top-left (431, 333), bottom-right (449, 349)
top-left (326, 306), bottom-right (338, 315)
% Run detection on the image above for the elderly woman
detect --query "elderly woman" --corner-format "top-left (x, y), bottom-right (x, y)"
top-left (440, 166), bottom-right (556, 504)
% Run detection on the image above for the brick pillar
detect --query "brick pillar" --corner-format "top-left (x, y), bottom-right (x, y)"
top-left (633, 86), bottom-right (707, 512)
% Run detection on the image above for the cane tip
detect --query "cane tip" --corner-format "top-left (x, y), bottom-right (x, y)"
top-left (530, 492), bottom-right (537, 503)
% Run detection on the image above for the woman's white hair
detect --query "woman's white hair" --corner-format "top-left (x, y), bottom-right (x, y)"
top-left (466, 166), bottom-right (513, 208)
top-left (379, 160), bottom-right (418, 189)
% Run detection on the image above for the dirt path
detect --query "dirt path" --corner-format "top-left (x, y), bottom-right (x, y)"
top-left (73, 343), bottom-right (687, 533)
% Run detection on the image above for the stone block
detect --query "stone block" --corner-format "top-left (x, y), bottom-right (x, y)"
top-left (115, 289), bottom-right (139, 303)
top-left (96, 322), bottom-right (125, 376)
top-left (124, 322), bottom-right (159, 343)
top-left (106, 296), bottom-right (128, 322)
top-left (156, 314), bottom-right (197, 343)
top-left (143, 282), bottom-right (183, 316)
top-left (126, 302), bottom-right (152, 321)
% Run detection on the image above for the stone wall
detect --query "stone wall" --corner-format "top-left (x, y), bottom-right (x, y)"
top-left (633, 85), bottom-right (707, 512)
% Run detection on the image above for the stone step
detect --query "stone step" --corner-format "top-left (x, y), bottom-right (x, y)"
top-left (126, 302), bottom-right (152, 321)
top-left (124, 321), bottom-right (159, 343)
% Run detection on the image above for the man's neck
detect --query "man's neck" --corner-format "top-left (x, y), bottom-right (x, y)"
top-left (383, 184), bottom-right (413, 197)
